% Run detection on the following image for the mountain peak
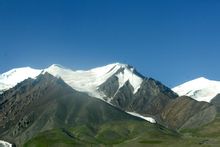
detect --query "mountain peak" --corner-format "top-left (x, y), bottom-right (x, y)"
top-left (1, 67), bottom-right (36, 76)
top-left (89, 63), bottom-right (130, 76)
top-left (0, 67), bottom-right (42, 91)
top-left (192, 77), bottom-right (209, 82)
top-left (173, 77), bottom-right (220, 102)
top-left (112, 62), bottom-right (135, 70)
top-left (112, 62), bottom-right (130, 68)
top-left (47, 64), bottom-right (69, 70)
top-left (0, 63), bottom-right (143, 97)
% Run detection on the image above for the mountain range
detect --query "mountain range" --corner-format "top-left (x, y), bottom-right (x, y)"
top-left (0, 63), bottom-right (219, 147)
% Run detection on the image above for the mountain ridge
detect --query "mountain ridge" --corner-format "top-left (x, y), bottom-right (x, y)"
top-left (0, 72), bottom-right (150, 146)
top-left (0, 63), bottom-right (216, 130)
top-left (0, 64), bottom-right (218, 146)
top-left (173, 77), bottom-right (220, 102)
top-left (0, 63), bottom-right (144, 98)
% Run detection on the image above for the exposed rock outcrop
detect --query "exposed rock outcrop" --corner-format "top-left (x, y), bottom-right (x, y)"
top-left (211, 94), bottom-right (220, 112)
top-left (160, 96), bottom-right (216, 129)
top-left (99, 77), bottom-right (217, 130)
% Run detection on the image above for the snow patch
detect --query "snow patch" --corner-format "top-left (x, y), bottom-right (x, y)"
top-left (0, 140), bottom-right (12, 147)
top-left (127, 112), bottom-right (156, 123)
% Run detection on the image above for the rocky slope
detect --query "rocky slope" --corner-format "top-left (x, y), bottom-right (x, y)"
top-left (211, 94), bottom-right (220, 112)
top-left (99, 76), bottom-right (216, 130)
top-left (0, 73), bottom-right (148, 146)
top-left (160, 96), bottom-right (216, 129)
top-left (0, 63), bottom-right (217, 132)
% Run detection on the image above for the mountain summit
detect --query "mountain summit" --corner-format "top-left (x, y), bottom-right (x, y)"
top-left (44, 63), bottom-right (144, 98)
top-left (0, 67), bottom-right (41, 93)
top-left (0, 63), bottom-right (143, 98)
top-left (173, 77), bottom-right (220, 102)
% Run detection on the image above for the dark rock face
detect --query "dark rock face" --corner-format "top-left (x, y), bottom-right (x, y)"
top-left (99, 77), bottom-right (178, 116)
top-left (0, 73), bottom-right (143, 146)
top-left (108, 78), bottom-right (178, 117)
top-left (98, 76), bottom-right (217, 130)
top-left (211, 94), bottom-right (220, 112)
top-left (160, 96), bottom-right (216, 129)
top-left (98, 75), bottom-right (119, 100)
top-left (133, 78), bottom-right (178, 116)
top-left (111, 81), bottom-right (134, 110)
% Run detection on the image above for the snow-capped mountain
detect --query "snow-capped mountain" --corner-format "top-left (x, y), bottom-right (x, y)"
top-left (44, 63), bottom-right (143, 98)
top-left (0, 63), bottom-right (155, 123)
top-left (0, 67), bottom-right (42, 93)
top-left (0, 63), bottom-right (217, 147)
top-left (172, 77), bottom-right (220, 102)
top-left (0, 63), bottom-right (143, 98)
top-left (0, 63), bottom-right (216, 128)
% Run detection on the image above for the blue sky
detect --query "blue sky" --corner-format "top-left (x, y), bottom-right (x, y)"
top-left (0, 0), bottom-right (220, 87)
